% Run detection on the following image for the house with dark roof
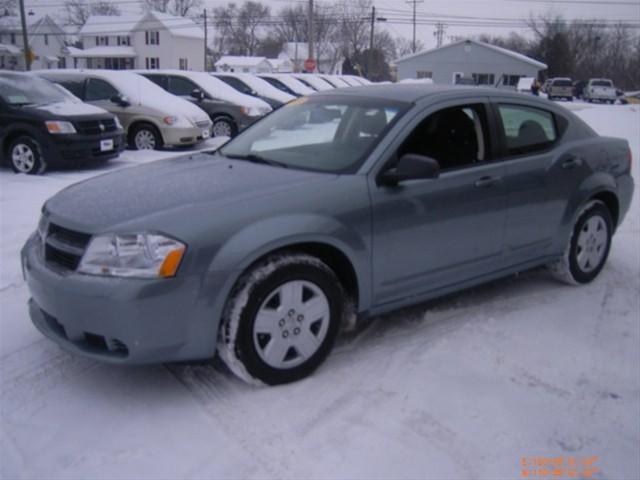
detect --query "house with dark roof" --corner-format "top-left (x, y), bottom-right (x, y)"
top-left (394, 39), bottom-right (547, 87)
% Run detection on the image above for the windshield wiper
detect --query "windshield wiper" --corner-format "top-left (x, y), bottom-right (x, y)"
top-left (224, 153), bottom-right (288, 169)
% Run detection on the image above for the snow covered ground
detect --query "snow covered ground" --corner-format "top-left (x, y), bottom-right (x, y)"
top-left (1, 104), bottom-right (638, 480)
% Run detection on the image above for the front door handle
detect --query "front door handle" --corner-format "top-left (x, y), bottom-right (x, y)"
top-left (474, 176), bottom-right (501, 188)
top-left (561, 156), bottom-right (583, 169)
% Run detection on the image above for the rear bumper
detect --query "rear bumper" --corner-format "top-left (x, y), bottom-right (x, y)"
top-left (21, 233), bottom-right (230, 364)
top-left (617, 174), bottom-right (634, 227)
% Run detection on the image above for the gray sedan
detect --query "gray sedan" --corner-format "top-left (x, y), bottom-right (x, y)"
top-left (22, 85), bottom-right (634, 385)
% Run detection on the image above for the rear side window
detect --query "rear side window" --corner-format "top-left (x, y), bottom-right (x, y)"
top-left (144, 74), bottom-right (167, 90)
top-left (85, 79), bottom-right (119, 101)
top-left (497, 104), bottom-right (557, 156)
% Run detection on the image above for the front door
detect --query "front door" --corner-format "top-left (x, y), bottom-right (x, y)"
top-left (370, 100), bottom-right (508, 306)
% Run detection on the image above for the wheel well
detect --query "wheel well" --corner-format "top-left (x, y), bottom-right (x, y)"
top-left (127, 121), bottom-right (160, 141)
top-left (2, 131), bottom-right (32, 158)
top-left (592, 191), bottom-right (619, 229)
top-left (255, 242), bottom-right (359, 308)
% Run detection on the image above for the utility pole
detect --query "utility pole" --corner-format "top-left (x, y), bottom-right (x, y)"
top-left (406, 0), bottom-right (424, 53)
top-left (368, 6), bottom-right (375, 80)
top-left (18, 0), bottom-right (31, 71)
top-left (307, 0), bottom-right (314, 71)
top-left (203, 9), bottom-right (207, 71)
top-left (433, 22), bottom-right (447, 48)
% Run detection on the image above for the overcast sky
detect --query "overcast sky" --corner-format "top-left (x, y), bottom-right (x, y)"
top-left (26, 0), bottom-right (640, 50)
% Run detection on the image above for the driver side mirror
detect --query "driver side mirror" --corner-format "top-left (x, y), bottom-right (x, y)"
top-left (191, 88), bottom-right (205, 101)
top-left (379, 154), bottom-right (440, 186)
top-left (110, 94), bottom-right (130, 107)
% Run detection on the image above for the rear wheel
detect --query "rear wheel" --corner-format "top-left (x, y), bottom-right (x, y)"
top-left (217, 253), bottom-right (344, 385)
top-left (549, 201), bottom-right (613, 285)
top-left (130, 123), bottom-right (163, 150)
top-left (9, 136), bottom-right (46, 174)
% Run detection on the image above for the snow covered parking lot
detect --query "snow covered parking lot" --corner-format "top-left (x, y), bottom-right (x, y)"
top-left (1, 104), bottom-right (638, 479)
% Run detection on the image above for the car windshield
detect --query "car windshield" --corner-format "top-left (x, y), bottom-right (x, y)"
top-left (0, 74), bottom-right (68, 106)
top-left (592, 80), bottom-right (613, 87)
top-left (219, 96), bottom-right (409, 174)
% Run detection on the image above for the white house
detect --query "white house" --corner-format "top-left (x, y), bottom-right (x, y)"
top-left (214, 56), bottom-right (273, 74)
top-left (70, 11), bottom-right (204, 71)
top-left (0, 14), bottom-right (68, 70)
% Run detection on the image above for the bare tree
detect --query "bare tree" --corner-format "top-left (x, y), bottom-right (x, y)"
top-left (143, 0), bottom-right (202, 17)
top-left (336, 0), bottom-right (371, 58)
top-left (395, 36), bottom-right (424, 58)
top-left (64, 0), bottom-right (121, 27)
top-left (213, 1), bottom-right (270, 57)
top-left (0, 0), bottom-right (16, 16)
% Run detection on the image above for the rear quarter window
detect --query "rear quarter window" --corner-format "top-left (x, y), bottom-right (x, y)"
top-left (497, 104), bottom-right (558, 156)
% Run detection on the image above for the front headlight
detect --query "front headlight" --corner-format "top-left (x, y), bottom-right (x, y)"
top-left (45, 120), bottom-right (76, 134)
top-left (78, 233), bottom-right (186, 279)
top-left (37, 214), bottom-right (48, 240)
top-left (114, 116), bottom-right (123, 130)
top-left (241, 106), bottom-right (271, 117)
top-left (163, 115), bottom-right (191, 127)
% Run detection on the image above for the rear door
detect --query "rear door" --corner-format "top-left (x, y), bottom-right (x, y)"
top-left (494, 100), bottom-right (587, 262)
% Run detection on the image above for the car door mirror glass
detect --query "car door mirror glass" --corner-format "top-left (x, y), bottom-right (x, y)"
top-left (110, 94), bottom-right (130, 107)
top-left (191, 88), bottom-right (205, 101)
top-left (380, 154), bottom-right (440, 186)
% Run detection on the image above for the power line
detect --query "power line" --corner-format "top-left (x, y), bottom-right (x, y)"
top-left (405, 0), bottom-right (424, 53)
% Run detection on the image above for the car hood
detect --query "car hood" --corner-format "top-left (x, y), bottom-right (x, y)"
top-left (24, 101), bottom-right (111, 118)
top-left (44, 154), bottom-right (333, 233)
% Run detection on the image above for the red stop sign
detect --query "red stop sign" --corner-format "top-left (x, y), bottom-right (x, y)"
top-left (304, 58), bottom-right (316, 72)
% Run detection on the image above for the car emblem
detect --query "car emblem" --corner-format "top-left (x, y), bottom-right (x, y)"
top-left (99, 123), bottom-right (105, 132)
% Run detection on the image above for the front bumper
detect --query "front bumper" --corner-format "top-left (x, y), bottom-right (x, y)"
top-left (21, 233), bottom-right (229, 364)
top-left (160, 123), bottom-right (212, 147)
top-left (44, 131), bottom-right (126, 166)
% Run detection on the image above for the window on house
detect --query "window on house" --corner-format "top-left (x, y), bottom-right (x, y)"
top-left (397, 104), bottom-right (490, 170)
top-left (497, 104), bottom-right (557, 156)
top-left (117, 36), bottom-right (130, 46)
top-left (44, 34), bottom-right (48, 45)
top-left (145, 31), bottom-right (159, 45)
top-left (471, 73), bottom-right (495, 86)
top-left (145, 57), bottom-right (160, 69)
top-left (0, 56), bottom-right (5, 68)
top-left (10, 33), bottom-right (16, 44)
top-left (503, 74), bottom-right (521, 86)
top-left (96, 36), bottom-right (109, 46)
top-left (416, 70), bottom-right (432, 79)
top-left (179, 58), bottom-right (188, 70)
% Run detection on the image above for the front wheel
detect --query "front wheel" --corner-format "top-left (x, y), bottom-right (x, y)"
top-left (218, 253), bottom-right (344, 385)
top-left (130, 123), bottom-right (163, 150)
top-left (211, 117), bottom-right (236, 138)
top-left (9, 136), bottom-right (47, 174)
top-left (549, 201), bottom-right (613, 285)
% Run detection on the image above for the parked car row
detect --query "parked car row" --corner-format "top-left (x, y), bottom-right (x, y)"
top-left (541, 77), bottom-right (622, 103)
top-left (0, 70), bottom-right (369, 174)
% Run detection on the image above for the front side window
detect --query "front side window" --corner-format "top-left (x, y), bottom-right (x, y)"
top-left (56, 79), bottom-right (84, 99)
top-left (85, 78), bottom-right (119, 101)
top-left (220, 97), bottom-right (408, 173)
top-left (168, 76), bottom-right (197, 96)
top-left (397, 104), bottom-right (489, 170)
top-left (497, 104), bottom-right (557, 156)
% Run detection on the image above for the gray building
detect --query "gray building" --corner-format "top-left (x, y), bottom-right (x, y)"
top-left (395, 39), bottom-right (547, 87)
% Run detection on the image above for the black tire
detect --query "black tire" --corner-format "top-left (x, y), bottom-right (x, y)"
top-left (218, 253), bottom-right (344, 385)
top-left (8, 136), bottom-right (47, 175)
top-left (211, 116), bottom-right (237, 138)
top-left (129, 123), bottom-right (163, 150)
top-left (549, 201), bottom-right (613, 285)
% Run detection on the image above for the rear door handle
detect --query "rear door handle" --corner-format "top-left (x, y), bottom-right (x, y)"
top-left (474, 176), bottom-right (501, 188)
top-left (561, 157), bottom-right (583, 169)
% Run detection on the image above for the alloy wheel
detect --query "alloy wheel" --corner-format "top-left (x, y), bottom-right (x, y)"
top-left (11, 143), bottom-right (36, 173)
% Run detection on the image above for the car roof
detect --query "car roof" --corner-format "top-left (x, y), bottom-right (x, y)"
top-left (310, 83), bottom-right (543, 104)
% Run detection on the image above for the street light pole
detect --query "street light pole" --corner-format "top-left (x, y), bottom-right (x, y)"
top-left (203, 8), bottom-right (207, 71)
top-left (307, 0), bottom-right (314, 71)
top-left (18, 0), bottom-right (31, 71)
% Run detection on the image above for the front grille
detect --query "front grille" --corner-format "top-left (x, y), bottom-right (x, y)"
top-left (44, 222), bottom-right (91, 272)
top-left (195, 120), bottom-right (211, 128)
top-left (75, 118), bottom-right (118, 135)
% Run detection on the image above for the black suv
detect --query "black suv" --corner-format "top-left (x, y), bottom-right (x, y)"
top-left (0, 72), bottom-right (125, 175)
